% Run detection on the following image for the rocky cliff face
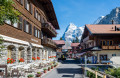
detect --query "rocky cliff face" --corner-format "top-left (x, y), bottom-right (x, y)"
top-left (98, 7), bottom-right (120, 24)
top-left (62, 23), bottom-right (84, 42)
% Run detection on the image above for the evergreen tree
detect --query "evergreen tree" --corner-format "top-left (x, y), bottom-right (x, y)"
top-left (60, 37), bottom-right (62, 40)
top-left (0, 0), bottom-right (20, 25)
top-left (75, 37), bottom-right (79, 43)
top-left (72, 39), bottom-right (75, 43)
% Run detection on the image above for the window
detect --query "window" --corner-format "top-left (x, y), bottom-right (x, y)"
top-left (34, 26), bottom-right (40, 38)
top-left (110, 41), bottom-right (113, 46)
top-left (112, 54), bottom-right (116, 56)
top-left (24, 20), bottom-right (32, 34)
top-left (38, 30), bottom-right (40, 38)
top-left (38, 14), bottom-right (40, 21)
top-left (107, 41), bottom-right (109, 46)
top-left (103, 41), bottom-right (106, 46)
top-left (5, 20), bottom-right (11, 25)
top-left (24, 0), bottom-right (33, 13)
top-left (13, 22), bottom-right (18, 28)
top-left (26, 23), bottom-right (29, 33)
top-left (17, 0), bottom-right (23, 5)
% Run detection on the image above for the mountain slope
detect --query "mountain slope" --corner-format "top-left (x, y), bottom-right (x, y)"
top-left (62, 23), bottom-right (84, 42)
top-left (98, 7), bottom-right (120, 24)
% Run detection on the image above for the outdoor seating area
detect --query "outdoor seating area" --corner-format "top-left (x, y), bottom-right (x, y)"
top-left (0, 60), bottom-right (58, 78)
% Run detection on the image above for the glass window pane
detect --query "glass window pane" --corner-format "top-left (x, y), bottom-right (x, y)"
top-left (27, 2), bottom-right (29, 11)
top-left (35, 29), bottom-right (37, 37)
top-left (26, 24), bottom-right (29, 33)
top-left (110, 41), bottom-right (113, 46)
top-left (103, 41), bottom-right (106, 46)
top-left (107, 41), bottom-right (109, 46)
top-left (5, 20), bottom-right (11, 25)
top-left (13, 22), bottom-right (18, 28)
top-left (38, 31), bottom-right (40, 38)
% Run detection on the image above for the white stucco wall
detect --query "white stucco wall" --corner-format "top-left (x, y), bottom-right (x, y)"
top-left (97, 50), bottom-right (120, 63)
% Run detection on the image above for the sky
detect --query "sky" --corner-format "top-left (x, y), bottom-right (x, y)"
top-left (52, 0), bottom-right (120, 40)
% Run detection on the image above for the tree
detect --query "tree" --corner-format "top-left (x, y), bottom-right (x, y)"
top-left (60, 37), bottom-right (62, 40)
top-left (75, 37), bottom-right (79, 43)
top-left (0, 0), bottom-right (20, 25)
top-left (72, 39), bottom-right (75, 43)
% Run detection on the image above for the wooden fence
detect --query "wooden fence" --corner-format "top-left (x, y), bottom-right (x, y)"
top-left (82, 67), bottom-right (116, 78)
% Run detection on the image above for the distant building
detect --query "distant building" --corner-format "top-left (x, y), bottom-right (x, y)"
top-left (80, 24), bottom-right (120, 64)
top-left (70, 43), bottom-right (80, 58)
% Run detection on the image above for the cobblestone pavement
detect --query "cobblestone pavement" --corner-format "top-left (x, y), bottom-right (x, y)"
top-left (42, 59), bottom-right (84, 78)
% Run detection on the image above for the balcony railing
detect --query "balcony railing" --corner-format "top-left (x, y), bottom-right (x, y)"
top-left (42, 22), bottom-right (57, 37)
top-left (42, 37), bottom-right (56, 48)
top-left (102, 46), bottom-right (120, 50)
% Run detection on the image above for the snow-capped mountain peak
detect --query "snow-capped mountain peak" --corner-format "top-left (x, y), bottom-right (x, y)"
top-left (62, 23), bottom-right (84, 42)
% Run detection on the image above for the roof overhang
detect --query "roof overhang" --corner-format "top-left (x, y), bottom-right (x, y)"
top-left (38, 0), bottom-right (60, 29)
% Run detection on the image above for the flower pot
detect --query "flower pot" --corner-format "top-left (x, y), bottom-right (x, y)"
top-left (44, 70), bottom-right (47, 73)
top-left (48, 68), bottom-right (51, 71)
top-left (36, 74), bottom-right (42, 77)
top-left (28, 77), bottom-right (34, 78)
top-left (51, 66), bottom-right (53, 69)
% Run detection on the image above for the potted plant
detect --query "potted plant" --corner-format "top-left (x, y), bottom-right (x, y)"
top-left (36, 72), bottom-right (42, 77)
top-left (43, 68), bottom-right (47, 73)
top-left (51, 65), bottom-right (54, 69)
top-left (54, 64), bottom-right (57, 67)
top-left (48, 67), bottom-right (51, 71)
top-left (27, 74), bottom-right (34, 78)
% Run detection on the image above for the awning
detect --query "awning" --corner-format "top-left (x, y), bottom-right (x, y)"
top-left (1, 34), bottom-right (43, 48)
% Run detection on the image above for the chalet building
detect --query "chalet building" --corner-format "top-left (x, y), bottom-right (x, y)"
top-left (54, 40), bottom-right (65, 52)
top-left (70, 43), bottom-right (80, 58)
top-left (80, 24), bottom-right (120, 64)
top-left (54, 40), bottom-right (65, 58)
top-left (0, 0), bottom-right (59, 64)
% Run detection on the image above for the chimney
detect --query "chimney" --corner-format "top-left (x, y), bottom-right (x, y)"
top-left (115, 26), bottom-right (117, 31)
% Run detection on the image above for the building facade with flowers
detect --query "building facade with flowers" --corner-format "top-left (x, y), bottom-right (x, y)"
top-left (0, 0), bottom-right (59, 65)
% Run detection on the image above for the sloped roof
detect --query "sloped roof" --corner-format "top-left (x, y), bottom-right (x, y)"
top-left (62, 45), bottom-right (72, 49)
top-left (86, 24), bottom-right (120, 34)
top-left (71, 43), bottom-right (80, 47)
top-left (54, 40), bottom-right (65, 45)
top-left (38, 0), bottom-right (59, 29)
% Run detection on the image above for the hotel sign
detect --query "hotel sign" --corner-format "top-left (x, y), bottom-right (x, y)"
top-left (31, 38), bottom-right (38, 43)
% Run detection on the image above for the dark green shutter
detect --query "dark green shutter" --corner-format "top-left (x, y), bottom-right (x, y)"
top-left (23, 20), bottom-right (26, 32)
top-left (24, 0), bottom-right (27, 9)
top-left (19, 17), bottom-right (23, 30)
top-left (29, 23), bottom-right (32, 35)
top-left (30, 3), bottom-right (33, 14)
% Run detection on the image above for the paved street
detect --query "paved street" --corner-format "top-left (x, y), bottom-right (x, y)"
top-left (42, 59), bottom-right (83, 78)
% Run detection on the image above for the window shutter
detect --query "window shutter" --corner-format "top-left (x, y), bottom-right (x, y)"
top-left (29, 23), bottom-right (32, 35)
top-left (24, 0), bottom-right (27, 9)
top-left (30, 3), bottom-right (33, 14)
top-left (34, 8), bottom-right (36, 18)
top-left (19, 17), bottom-right (23, 30)
top-left (20, 0), bottom-right (23, 5)
top-left (23, 20), bottom-right (26, 32)
top-left (34, 26), bottom-right (36, 36)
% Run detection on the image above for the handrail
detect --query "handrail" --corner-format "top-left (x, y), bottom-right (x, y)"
top-left (82, 66), bottom-right (116, 78)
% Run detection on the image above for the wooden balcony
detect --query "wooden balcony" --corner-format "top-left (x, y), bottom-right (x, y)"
top-left (42, 37), bottom-right (56, 48)
top-left (102, 46), bottom-right (120, 50)
top-left (116, 46), bottom-right (120, 49)
top-left (83, 36), bottom-right (93, 43)
top-left (42, 22), bottom-right (57, 37)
